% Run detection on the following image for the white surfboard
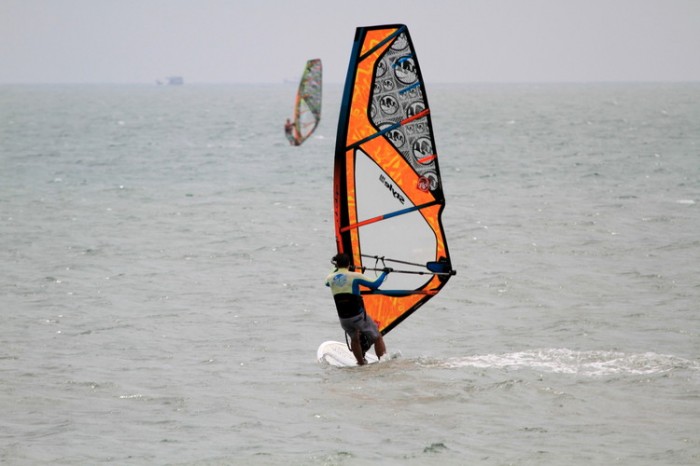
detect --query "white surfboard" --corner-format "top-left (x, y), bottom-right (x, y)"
top-left (317, 340), bottom-right (379, 368)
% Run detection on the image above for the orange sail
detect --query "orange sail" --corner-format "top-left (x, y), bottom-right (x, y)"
top-left (333, 25), bottom-right (455, 335)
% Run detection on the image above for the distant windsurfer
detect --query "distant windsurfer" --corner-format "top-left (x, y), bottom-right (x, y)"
top-left (325, 253), bottom-right (390, 365)
top-left (284, 118), bottom-right (298, 146)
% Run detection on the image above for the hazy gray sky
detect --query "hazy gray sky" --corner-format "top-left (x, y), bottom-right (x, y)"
top-left (2, 0), bottom-right (699, 84)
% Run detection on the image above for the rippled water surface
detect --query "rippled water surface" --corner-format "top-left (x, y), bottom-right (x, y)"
top-left (1, 83), bottom-right (699, 465)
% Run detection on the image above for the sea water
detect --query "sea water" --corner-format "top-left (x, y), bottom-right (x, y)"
top-left (0, 82), bottom-right (698, 465)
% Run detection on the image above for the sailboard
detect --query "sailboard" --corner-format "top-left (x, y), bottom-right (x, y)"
top-left (317, 340), bottom-right (379, 367)
top-left (333, 24), bottom-right (456, 335)
top-left (286, 58), bottom-right (322, 146)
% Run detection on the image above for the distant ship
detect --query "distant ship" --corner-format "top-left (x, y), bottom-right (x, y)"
top-left (156, 76), bottom-right (184, 86)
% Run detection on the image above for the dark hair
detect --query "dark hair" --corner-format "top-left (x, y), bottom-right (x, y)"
top-left (332, 253), bottom-right (351, 268)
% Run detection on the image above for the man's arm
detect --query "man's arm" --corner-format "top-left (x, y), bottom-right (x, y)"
top-left (352, 270), bottom-right (389, 294)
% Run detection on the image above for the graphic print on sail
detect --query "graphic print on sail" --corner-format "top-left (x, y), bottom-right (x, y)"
top-left (286, 59), bottom-right (322, 146)
top-left (333, 24), bottom-right (455, 335)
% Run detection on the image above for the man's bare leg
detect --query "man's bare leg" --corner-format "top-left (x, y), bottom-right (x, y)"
top-left (374, 334), bottom-right (386, 359)
top-left (350, 330), bottom-right (366, 365)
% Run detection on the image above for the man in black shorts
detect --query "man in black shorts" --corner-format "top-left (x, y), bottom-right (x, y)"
top-left (325, 253), bottom-right (391, 365)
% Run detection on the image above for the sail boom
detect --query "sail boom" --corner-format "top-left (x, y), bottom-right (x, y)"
top-left (362, 268), bottom-right (455, 277)
top-left (363, 289), bottom-right (438, 296)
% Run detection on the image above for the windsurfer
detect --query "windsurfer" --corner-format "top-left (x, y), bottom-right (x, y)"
top-left (325, 253), bottom-right (391, 365)
top-left (284, 118), bottom-right (297, 145)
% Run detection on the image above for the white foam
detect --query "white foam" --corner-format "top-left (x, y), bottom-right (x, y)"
top-left (441, 349), bottom-right (698, 376)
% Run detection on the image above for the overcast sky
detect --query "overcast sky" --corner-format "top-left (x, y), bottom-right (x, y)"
top-left (1, 0), bottom-right (699, 84)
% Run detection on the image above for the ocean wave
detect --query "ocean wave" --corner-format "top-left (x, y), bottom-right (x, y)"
top-left (440, 348), bottom-right (699, 376)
